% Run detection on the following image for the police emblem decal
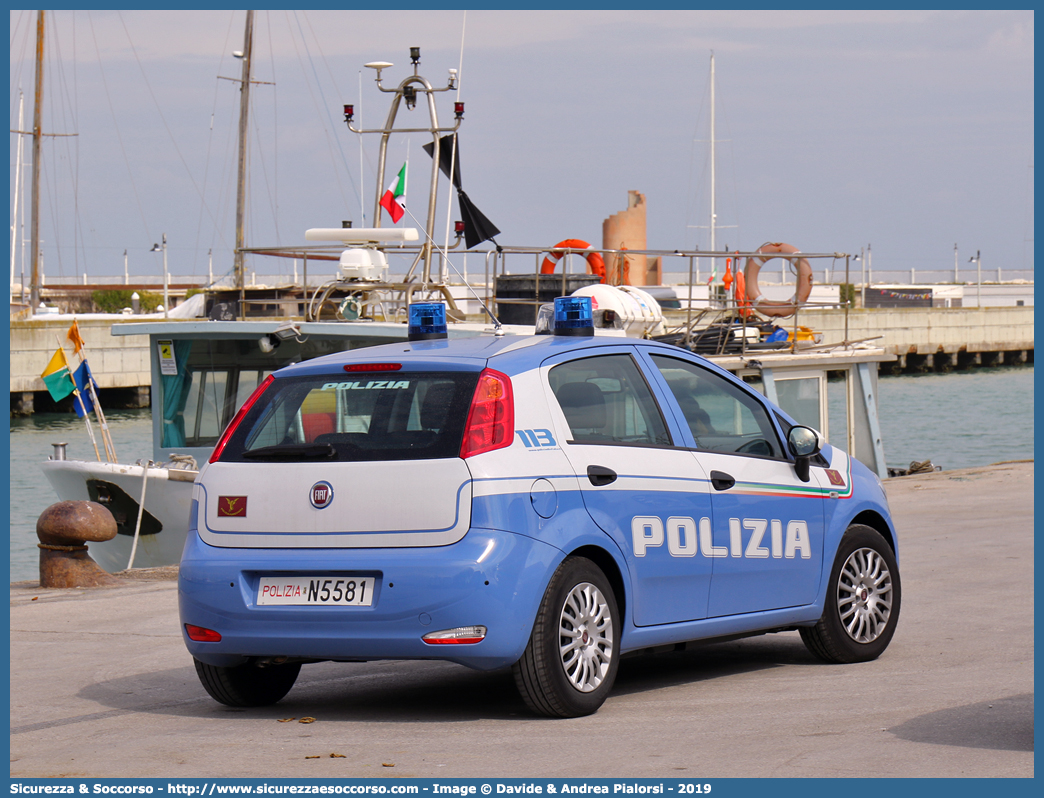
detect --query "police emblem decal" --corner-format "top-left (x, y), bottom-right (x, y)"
top-left (217, 496), bottom-right (247, 517)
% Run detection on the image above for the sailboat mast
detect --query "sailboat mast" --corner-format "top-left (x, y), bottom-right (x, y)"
top-left (11, 90), bottom-right (24, 301)
top-left (29, 10), bottom-right (44, 311)
top-left (234, 10), bottom-right (254, 316)
top-left (709, 50), bottom-right (716, 258)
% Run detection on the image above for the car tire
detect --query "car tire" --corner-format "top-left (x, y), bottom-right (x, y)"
top-left (800, 524), bottom-right (901, 663)
top-left (512, 557), bottom-right (620, 718)
top-left (193, 658), bottom-right (301, 707)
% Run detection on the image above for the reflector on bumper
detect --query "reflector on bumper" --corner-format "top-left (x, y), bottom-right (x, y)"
top-left (422, 625), bottom-right (487, 645)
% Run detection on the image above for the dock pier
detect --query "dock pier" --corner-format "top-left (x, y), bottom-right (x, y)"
top-left (9, 461), bottom-right (1033, 777)
top-left (9, 305), bottom-right (1035, 414)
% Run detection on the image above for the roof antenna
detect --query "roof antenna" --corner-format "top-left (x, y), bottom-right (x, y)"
top-left (400, 204), bottom-right (503, 333)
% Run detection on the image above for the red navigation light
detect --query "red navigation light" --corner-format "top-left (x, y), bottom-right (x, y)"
top-left (185, 624), bottom-right (222, 643)
top-left (454, 102), bottom-right (465, 119)
top-left (343, 363), bottom-right (402, 372)
top-left (454, 220), bottom-right (465, 234)
top-left (460, 369), bottom-right (514, 459)
top-left (209, 374), bottom-right (275, 463)
top-left (343, 104), bottom-right (354, 123)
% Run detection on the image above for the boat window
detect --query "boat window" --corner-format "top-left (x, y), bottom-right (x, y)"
top-left (649, 354), bottom-right (783, 458)
top-left (219, 370), bottom-right (482, 463)
top-left (188, 369), bottom-right (230, 444)
top-left (549, 354), bottom-right (671, 447)
top-left (233, 370), bottom-right (269, 415)
top-left (158, 335), bottom-right (386, 450)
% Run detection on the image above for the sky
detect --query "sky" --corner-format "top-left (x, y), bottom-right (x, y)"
top-left (8, 9), bottom-right (1035, 286)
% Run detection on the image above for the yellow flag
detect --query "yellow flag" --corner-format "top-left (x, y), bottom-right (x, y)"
top-left (41, 348), bottom-right (75, 401)
top-left (41, 347), bottom-right (69, 379)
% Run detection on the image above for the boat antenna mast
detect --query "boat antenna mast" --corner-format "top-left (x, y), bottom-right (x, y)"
top-left (691, 51), bottom-right (737, 277)
top-left (345, 47), bottom-right (463, 285)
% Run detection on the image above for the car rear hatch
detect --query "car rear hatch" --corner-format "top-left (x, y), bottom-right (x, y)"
top-left (196, 364), bottom-right (483, 549)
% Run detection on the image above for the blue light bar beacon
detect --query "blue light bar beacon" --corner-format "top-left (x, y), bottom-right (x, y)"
top-left (553, 295), bottom-right (594, 337)
top-left (407, 302), bottom-right (449, 341)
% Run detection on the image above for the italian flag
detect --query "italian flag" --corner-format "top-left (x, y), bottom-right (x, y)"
top-left (379, 162), bottom-right (407, 223)
top-left (41, 348), bottom-right (75, 401)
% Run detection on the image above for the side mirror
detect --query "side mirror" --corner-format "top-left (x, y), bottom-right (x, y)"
top-left (788, 425), bottom-right (823, 483)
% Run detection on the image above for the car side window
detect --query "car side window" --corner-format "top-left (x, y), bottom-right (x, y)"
top-left (649, 354), bottom-right (783, 458)
top-left (549, 354), bottom-right (671, 446)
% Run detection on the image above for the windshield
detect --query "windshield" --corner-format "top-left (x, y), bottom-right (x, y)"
top-left (218, 370), bottom-right (482, 463)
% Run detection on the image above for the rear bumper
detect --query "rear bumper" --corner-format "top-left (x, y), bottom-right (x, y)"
top-left (178, 527), bottom-right (562, 670)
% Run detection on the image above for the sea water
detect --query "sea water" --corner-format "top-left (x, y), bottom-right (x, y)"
top-left (8, 366), bottom-right (1033, 582)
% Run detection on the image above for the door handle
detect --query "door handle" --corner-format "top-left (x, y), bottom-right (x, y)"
top-left (587, 465), bottom-right (617, 486)
top-left (710, 470), bottom-right (735, 491)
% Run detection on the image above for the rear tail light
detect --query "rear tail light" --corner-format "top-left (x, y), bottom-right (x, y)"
top-left (209, 374), bottom-right (275, 463)
top-left (185, 624), bottom-right (222, 642)
top-left (460, 369), bottom-right (514, 459)
top-left (422, 626), bottom-right (487, 645)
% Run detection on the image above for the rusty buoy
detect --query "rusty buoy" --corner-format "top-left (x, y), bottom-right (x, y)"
top-left (36, 501), bottom-right (122, 588)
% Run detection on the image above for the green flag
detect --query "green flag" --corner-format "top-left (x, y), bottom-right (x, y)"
top-left (41, 348), bottom-right (75, 401)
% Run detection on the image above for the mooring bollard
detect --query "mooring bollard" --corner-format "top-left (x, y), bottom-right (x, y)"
top-left (37, 501), bottom-right (122, 588)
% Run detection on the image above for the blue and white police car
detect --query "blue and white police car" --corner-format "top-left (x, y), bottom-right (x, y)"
top-left (179, 298), bottom-right (901, 717)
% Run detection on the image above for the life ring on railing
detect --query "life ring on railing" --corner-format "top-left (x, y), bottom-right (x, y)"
top-left (540, 239), bottom-right (606, 282)
top-left (744, 241), bottom-right (813, 318)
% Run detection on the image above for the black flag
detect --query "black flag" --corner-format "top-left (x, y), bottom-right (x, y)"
top-left (423, 134), bottom-right (462, 189)
top-left (423, 134), bottom-right (500, 249)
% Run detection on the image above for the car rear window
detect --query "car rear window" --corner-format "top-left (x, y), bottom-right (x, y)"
top-left (218, 370), bottom-right (481, 462)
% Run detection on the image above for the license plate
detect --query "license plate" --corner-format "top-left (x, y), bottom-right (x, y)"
top-left (257, 576), bottom-right (374, 606)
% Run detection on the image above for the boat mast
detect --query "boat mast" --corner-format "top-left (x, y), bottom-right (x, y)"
top-left (233, 10), bottom-right (254, 318)
top-left (29, 10), bottom-right (44, 311)
top-left (709, 50), bottom-right (716, 258)
top-left (11, 90), bottom-right (24, 302)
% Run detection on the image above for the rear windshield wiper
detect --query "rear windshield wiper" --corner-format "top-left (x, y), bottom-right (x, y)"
top-left (241, 443), bottom-right (336, 461)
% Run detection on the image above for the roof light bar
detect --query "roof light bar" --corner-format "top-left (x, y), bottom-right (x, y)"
top-left (408, 302), bottom-right (448, 341)
top-left (553, 295), bottom-right (594, 337)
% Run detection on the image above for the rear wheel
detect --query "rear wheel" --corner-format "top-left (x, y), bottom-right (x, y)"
top-left (513, 557), bottom-right (620, 718)
top-left (800, 525), bottom-right (901, 663)
top-left (193, 658), bottom-right (301, 707)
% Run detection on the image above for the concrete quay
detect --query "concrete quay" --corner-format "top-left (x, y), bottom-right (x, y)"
top-left (794, 306), bottom-right (1034, 372)
top-left (9, 461), bottom-right (1033, 778)
top-left (8, 305), bottom-right (1035, 414)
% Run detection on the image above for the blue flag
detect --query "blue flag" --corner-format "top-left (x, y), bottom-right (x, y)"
top-left (72, 361), bottom-right (96, 418)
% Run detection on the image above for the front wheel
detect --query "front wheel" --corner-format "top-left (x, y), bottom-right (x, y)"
top-left (800, 524), bottom-right (901, 663)
top-left (194, 658), bottom-right (301, 707)
top-left (513, 557), bottom-right (620, 718)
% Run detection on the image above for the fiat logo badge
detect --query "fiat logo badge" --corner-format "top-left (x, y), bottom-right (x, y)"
top-left (310, 481), bottom-right (334, 509)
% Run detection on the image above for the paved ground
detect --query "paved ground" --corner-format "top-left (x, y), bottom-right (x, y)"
top-left (10, 462), bottom-right (1034, 778)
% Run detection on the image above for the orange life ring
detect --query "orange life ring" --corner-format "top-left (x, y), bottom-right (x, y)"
top-left (540, 239), bottom-right (606, 282)
top-left (744, 241), bottom-right (813, 318)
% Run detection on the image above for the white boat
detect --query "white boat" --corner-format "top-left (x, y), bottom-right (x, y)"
top-left (40, 37), bottom-right (893, 572)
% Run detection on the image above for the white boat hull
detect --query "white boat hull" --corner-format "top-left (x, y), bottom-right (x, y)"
top-left (40, 459), bottom-right (196, 573)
